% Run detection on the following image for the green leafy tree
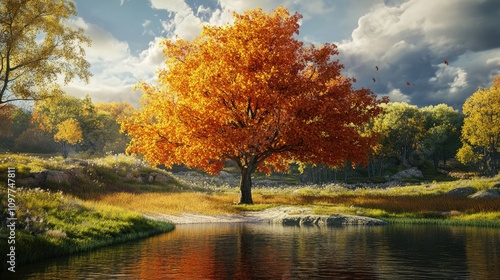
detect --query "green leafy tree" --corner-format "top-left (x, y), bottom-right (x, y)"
top-left (0, 104), bottom-right (30, 151)
top-left (457, 77), bottom-right (500, 175)
top-left (0, 0), bottom-right (91, 104)
top-left (94, 101), bottom-right (134, 153)
top-left (421, 104), bottom-right (463, 168)
top-left (372, 102), bottom-right (426, 168)
top-left (14, 126), bottom-right (58, 153)
top-left (33, 93), bottom-right (105, 154)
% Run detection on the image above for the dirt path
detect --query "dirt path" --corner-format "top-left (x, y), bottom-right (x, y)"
top-left (143, 206), bottom-right (309, 224)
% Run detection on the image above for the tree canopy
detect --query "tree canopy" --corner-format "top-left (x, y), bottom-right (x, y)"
top-left (1, 2), bottom-right (497, 187)
top-left (122, 7), bottom-right (387, 204)
top-left (457, 77), bottom-right (500, 175)
top-left (54, 118), bottom-right (82, 158)
top-left (0, 0), bottom-right (91, 105)
top-left (33, 93), bottom-right (105, 154)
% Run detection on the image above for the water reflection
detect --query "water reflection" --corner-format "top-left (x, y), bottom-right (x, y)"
top-left (9, 224), bottom-right (500, 279)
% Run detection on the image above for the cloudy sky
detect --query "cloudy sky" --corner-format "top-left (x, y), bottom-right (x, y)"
top-left (67, 0), bottom-right (500, 110)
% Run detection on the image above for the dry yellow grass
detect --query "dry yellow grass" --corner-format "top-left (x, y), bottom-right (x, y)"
top-left (94, 192), bottom-right (240, 215)
top-left (93, 192), bottom-right (316, 216)
top-left (93, 190), bottom-right (500, 220)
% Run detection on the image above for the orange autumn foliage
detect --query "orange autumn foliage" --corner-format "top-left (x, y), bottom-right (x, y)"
top-left (122, 7), bottom-right (387, 203)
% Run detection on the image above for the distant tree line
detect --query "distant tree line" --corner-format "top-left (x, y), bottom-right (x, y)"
top-left (0, 93), bottom-right (134, 157)
top-left (299, 77), bottom-right (500, 183)
top-left (1, 77), bottom-right (499, 178)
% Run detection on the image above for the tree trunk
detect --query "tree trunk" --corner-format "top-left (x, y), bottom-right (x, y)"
top-left (239, 168), bottom-right (253, 204)
top-left (61, 142), bottom-right (69, 159)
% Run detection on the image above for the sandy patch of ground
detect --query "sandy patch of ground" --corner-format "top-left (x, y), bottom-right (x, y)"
top-left (144, 206), bottom-right (384, 225)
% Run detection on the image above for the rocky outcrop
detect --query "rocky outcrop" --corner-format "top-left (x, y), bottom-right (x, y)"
top-left (16, 167), bottom-right (174, 187)
top-left (141, 172), bottom-right (173, 183)
top-left (25, 170), bottom-right (71, 185)
top-left (46, 170), bottom-right (69, 184)
top-left (447, 186), bottom-right (477, 197)
top-left (270, 213), bottom-right (387, 226)
top-left (247, 206), bottom-right (388, 227)
top-left (469, 189), bottom-right (500, 199)
top-left (390, 167), bottom-right (423, 181)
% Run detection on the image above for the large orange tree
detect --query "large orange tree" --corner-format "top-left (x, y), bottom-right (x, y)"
top-left (122, 7), bottom-right (387, 204)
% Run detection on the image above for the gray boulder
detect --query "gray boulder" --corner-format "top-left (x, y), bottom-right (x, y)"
top-left (46, 170), bottom-right (70, 184)
top-left (31, 170), bottom-right (70, 185)
top-left (140, 172), bottom-right (173, 183)
top-left (391, 167), bottom-right (423, 180)
top-left (469, 189), bottom-right (500, 199)
top-left (124, 173), bottom-right (142, 182)
top-left (17, 177), bottom-right (37, 187)
top-left (154, 173), bottom-right (173, 183)
top-left (271, 214), bottom-right (387, 226)
top-left (447, 186), bottom-right (477, 197)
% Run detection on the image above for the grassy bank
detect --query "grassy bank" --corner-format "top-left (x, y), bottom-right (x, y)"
top-left (0, 187), bottom-right (174, 267)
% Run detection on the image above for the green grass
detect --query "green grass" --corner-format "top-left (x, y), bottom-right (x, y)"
top-left (383, 217), bottom-right (500, 227)
top-left (0, 187), bottom-right (174, 267)
top-left (0, 153), bottom-right (203, 199)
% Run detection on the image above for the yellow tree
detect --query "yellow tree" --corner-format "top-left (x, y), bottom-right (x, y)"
top-left (122, 7), bottom-right (387, 204)
top-left (54, 118), bottom-right (82, 158)
top-left (0, 0), bottom-right (91, 105)
top-left (457, 77), bottom-right (500, 175)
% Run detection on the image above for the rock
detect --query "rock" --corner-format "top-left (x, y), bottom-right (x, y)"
top-left (138, 172), bottom-right (173, 183)
top-left (140, 172), bottom-right (150, 183)
top-left (153, 172), bottom-right (173, 183)
top-left (124, 173), bottom-right (142, 182)
top-left (45, 170), bottom-right (69, 184)
top-left (271, 214), bottom-right (387, 226)
top-left (447, 186), bottom-right (477, 197)
top-left (390, 167), bottom-right (423, 180)
top-left (17, 177), bottom-right (37, 187)
top-left (33, 171), bottom-right (48, 183)
top-left (469, 189), bottom-right (500, 199)
top-left (29, 170), bottom-right (71, 185)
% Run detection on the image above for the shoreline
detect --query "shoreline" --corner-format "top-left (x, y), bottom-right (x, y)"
top-left (144, 206), bottom-right (388, 226)
top-left (143, 206), bottom-right (500, 228)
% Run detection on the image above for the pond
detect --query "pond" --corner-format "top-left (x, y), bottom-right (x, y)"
top-left (8, 223), bottom-right (500, 279)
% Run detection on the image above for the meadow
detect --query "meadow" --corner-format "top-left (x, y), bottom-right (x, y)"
top-left (1, 153), bottom-right (500, 266)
